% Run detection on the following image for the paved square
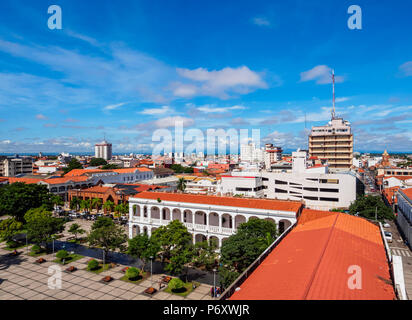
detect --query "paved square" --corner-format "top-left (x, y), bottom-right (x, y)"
top-left (0, 241), bottom-right (214, 300)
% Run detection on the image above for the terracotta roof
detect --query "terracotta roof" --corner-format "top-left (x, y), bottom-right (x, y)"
top-left (383, 187), bottom-right (400, 205)
top-left (230, 209), bottom-right (395, 300)
top-left (384, 176), bottom-right (412, 181)
top-left (132, 192), bottom-right (302, 212)
top-left (400, 188), bottom-right (412, 201)
top-left (64, 169), bottom-right (110, 177)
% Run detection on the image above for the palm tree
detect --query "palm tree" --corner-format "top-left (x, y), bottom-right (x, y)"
top-left (80, 199), bottom-right (90, 213)
top-left (103, 200), bottom-right (114, 215)
top-left (51, 195), bottom-right (64, 210)
top-left (91, 198), bottom-right (102, 213)
top-left (177, 177), bottom-right (186, 193)
top-left (70, 197), bottom-right (80, 211)
top-left (114, 204), bottom-right (122, 217)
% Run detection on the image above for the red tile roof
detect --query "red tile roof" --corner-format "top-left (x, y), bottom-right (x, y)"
top-left (400, 188), bottom-right (412, 201)
top-left (132, 192), bottom-right (303, 212)
top-left (229, 209), bottom-right (395, 300)
top-left (382, 187), bottom-right (400, 205)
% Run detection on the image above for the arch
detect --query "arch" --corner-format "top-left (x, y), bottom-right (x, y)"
top-left (172, 208), bottom-right (181, 221)
top-left (221, 213), bottom-right (233, 228)
top-left (235, 215), bottom-right (246, 229)
top-left (209, 212), bottom-right (219, 226)
top-left (209, 236), bottom-right (219, 248)
top-left (221, 237), bottom-right (229, 246)
top-left (162, 207), bottom-right (171, 221)
top-left (51, 187), bottom-right (57, 193)
top-left (264, 217), bottom-right (276, 226)
top-left (248, 216), bottom-right (259, 221)
top-left (278, 219), bottom-right (292, 234)
top-left (132, 225), bottom-right (140, 237)
top-left (143, 205), bottom-right (148, 217)
top-left (195, 234), bottom-right (207, 243)
top-left (194, 211), bottom-right (207, 225)
top-left (58, 186), bottom-right (65, 192)
top-left (151, 206), bottom-right (160, 219)
top-left (132, 204), bottom-right (140, 217)
top-left (143, 226), bottom-right (148, 235)
top-left (183, 209), bottom-right (193, 223)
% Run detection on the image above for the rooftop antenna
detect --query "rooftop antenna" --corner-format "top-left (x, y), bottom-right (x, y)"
top-left (331, 69), bottom-right (336, 120)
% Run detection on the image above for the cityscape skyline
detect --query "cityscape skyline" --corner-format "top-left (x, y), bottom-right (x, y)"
top-left (0, 0), bottom-right (411, 153)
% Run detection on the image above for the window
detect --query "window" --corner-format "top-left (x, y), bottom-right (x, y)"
top-left (275, 179), bottom-right (287, 185)
top-left (320, 188), bottom-right (339, 193)
top-left (275, 188), bottom-right (288, 193)
top-left (319, 197), bottom-right (339, 202)
top-left (303, 187), bottom-right (318, 192)
top-left (303, 196), bottom-right (318, 201)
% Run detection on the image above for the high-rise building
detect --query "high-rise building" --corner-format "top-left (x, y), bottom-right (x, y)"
top-left (0, 156), bottom-right (33, 177)
top-left (264, 144), bottom-right (283, 169)
top-left (308, 70), bottom-right (353, 172)
top-left (240, 143), bottom-right (264, 162)
top-left (94, 140), bottom-right (112, 160)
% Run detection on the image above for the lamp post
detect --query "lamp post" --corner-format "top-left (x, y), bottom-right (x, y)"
top-left (26, 233), bottom-right (28, 254)
top-left (213, 268), bottom-right (217, 299)
top-left (52, 235), bottom-right (55, 258)
top-left (150, 256), bottom-right (153, 288)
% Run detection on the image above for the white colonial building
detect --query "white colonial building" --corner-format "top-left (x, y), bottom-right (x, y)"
top-left (128, 192), bottom-right (302, 248)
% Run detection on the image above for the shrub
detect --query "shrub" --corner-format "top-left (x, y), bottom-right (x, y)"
top-left (56, 249), bottom-right (69, 260)
top-left (6, 240), bottom-right (19, 248)
top-left (168, 278), bottom-right (184, 291)
top-left (126, 267), bottom-right (141, 280)
top-left (31, 244), bottom-right (42, 254)
top-left (88, 259), bottom-right (99, 270)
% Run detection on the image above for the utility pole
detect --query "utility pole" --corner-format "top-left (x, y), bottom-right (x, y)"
top-left (375, 207), bottom-right (377, 221)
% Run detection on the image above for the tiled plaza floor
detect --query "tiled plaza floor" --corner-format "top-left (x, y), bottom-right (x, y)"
top-left (0, 245), bottom-right (214, 300)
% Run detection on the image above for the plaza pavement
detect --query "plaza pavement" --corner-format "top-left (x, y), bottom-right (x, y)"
top-left (0, 218), bottom-right (215, 300)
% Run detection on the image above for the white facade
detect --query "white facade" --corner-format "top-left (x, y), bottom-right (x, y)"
top-left (219, 175), bottom-right (265, 198)
top-left (240, 143), bottom-right (264, 162)
top-left (128, 195), bottom-right (298, 248)
top-left (94, 140), bottom-right (112, 160)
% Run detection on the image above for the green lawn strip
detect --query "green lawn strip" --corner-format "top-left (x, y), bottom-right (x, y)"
top-left (28, 250), bottom-right (50, 257)
top-left (2, 243), bottom-right (29, 251)
top-left (53, 253), bottom-right (84, 265)
top-left (86, 263), bottom-right (112, 274)
top-left (119, 272), bottom-right (148, 285)
top-left (164, 281), bottom-right (194, 297)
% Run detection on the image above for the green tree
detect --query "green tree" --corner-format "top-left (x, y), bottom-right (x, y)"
top-left (63, 158), bottom-right (83, 174)
top-left (103, 200), bottom-right (114, 214)
top-left (87, 224), bottom-right (127, 256)
top-left (126, 267), bottom-right (141, 280)
top-left (101, 164), bottom-right (119, 169)
top-left (89, 158), bottom-right (107, 167)
top-left (91, 216), bottom-right (114, 230)
top-left (91, 198), bottom-right (102, 213)
top-left (0, 217), bottom-right (23, 242)
top-left (192, 239), bottom-right (219, 271)
top-left (219, 219), bottom-right (277, 288)
top-left (349, 194), bottom-right (395, 221)
top-left (151, 220), bottom-right (192, 262)
top-left (168, 278), bottom-right (184, 291)
top-left (177, 177), bottom-right (187, 192)
top-left (24, 207), bottom-right (66, 247)
top-left (80, 199), bottom-right (91, 213)
top-left (51, 195), bottom-right (64, 211)
top-left (87, 259), bottom-right (99, 270)
top-left (0, 183), bottom-right (53, 222)
top-left (68, 223), bottom-right (85, 239)
top-left (166, 246), bottom-right (193, 276)
top-left (56, 249), bottom-right (69, 262)
top-left (70, 197), bottom-right (81, 211)
top-left (127, 234), bottom-right (160, 271)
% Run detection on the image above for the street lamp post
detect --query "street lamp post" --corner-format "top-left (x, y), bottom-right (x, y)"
top-left (52, 235), bottom-right (55, 258)
top-left (150, 256), bottom-right (153, 288)
top-left (213, 268), bottom-right (217, 299)
top-left (26, 233), bottom-right (28, 254)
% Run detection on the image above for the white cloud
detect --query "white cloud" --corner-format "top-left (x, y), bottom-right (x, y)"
top-left (35, 114), bottom-right (47, 120)
top-left (103, 102), bottom-right (126, 111)
top-left (140, 105), bottom-right (174, 115)
top-left (175, 66), bottom-right (268, 98)
top-left (197, 105), bottom-right (246, 113)
top-left (399, 61), bottom-right (412, 77)
top-left (300, 65), bottom-right (344, 84)
top-left (252, 17), bottom-right (271, 27)
top-left (154, 116), bottom-right (194, 128)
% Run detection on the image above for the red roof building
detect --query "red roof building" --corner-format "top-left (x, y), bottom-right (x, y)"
top-left (228, 209), bottom-right (395, 300)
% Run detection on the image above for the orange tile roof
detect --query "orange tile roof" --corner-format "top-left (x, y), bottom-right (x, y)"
top-left (229, 209), bottom-right (395, 300)
top-left (132, 192), bottom-right (302, 212)
top-left (64, 169), bottom-right (110, 177)
top-left (383, 187), bottom-right (399, 205)
top-left (383, 175), bottom-right (412, 181)
top-left (400, 188), bottom-right (412, 201)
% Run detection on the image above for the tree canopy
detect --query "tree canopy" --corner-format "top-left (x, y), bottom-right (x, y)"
top-left (0, 217), bottom-right (23, 242)
top-left (87, 224), bottom-right (127, 255)
top-left (63, 158), bottom-right (83, 174)
top-left (89, 158), bottom-right (107, 167)
top-left (349, 194), bottom-right (395, 221)
top-left (127, 233), bottom-right (160, 271)
top-left (24, 207), bottom-right (66, 246)
top-left (170, 164), bottom-right (194, 174)
top-left (0, 183), bottom-right (53, 222)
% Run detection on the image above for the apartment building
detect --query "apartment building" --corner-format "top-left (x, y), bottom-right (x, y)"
top-left (264, 144), bottom-right (283, 170)
top-left (94, 140), bottom-right (112, 160)
top-left (0, 156), bottom-right (33, 177)
top-left (309, 117), bottom-right (353, 172)
top-left (396, 188), bottom-right (412, 250)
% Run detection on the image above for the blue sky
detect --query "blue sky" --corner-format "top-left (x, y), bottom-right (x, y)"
top-left (0, 0), bottom-right (411, 153)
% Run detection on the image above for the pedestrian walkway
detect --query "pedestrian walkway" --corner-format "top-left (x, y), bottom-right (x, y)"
top-left (391, 248), bottom-right (412, 257)
top-left (0, 246), bottom-right (214, 300)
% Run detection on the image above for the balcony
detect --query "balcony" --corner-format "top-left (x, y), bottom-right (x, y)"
top-left (131, 216), bottom-right (236, 235)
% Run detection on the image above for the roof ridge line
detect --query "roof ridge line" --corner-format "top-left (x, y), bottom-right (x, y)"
top-left (301, 212), bottom-right (340, 300)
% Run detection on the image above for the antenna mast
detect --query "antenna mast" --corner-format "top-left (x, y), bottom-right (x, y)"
top-left (332, 69), bottom-right (336, 120)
